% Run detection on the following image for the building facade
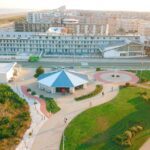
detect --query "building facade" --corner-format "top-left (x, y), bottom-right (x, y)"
top-left (0, 62), bottom-right (17, 83)
top-left (0, 32), bottom-right (146, 58)
top-left (15, 22), bottom-right (108, 35)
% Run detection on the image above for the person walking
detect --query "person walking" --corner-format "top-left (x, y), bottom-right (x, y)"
top-left (102, 92), bottom-right (104, 96)
top-left (64, 117), bottom-right (68, 124)
top-left (111, 87), bottom-right (113, 92)
top-left (89, 101), bottom-right (92, 107)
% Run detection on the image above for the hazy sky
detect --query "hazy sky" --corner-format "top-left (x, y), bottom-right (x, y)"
top-left (0, 0), bottom-right (150, 12)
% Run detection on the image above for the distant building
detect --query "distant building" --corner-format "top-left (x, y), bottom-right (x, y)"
top-left (14, 21), bottom-right (108, 35)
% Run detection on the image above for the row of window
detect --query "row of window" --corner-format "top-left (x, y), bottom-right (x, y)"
top-left (0, 34), bottom-right (130, 40)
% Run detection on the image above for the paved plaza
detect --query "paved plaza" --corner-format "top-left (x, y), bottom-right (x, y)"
top-left (94, 70), bottom-right (139, 84)
top-left (9, 67), bottom-right (150, 150)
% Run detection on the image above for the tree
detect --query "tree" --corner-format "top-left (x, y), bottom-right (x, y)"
top-left (34, 66), bottom-right (44, 78)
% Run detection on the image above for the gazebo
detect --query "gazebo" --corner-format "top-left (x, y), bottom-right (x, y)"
top-left (37, 70), bottom-right (89, 93)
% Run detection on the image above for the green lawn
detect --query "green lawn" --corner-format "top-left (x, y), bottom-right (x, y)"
top-left (60, 87), bottom-right (150, 150)
top-left (136, 70), bottom-right (150, 82)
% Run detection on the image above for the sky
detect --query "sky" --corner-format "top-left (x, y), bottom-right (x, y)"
top-left (0, 0), bottom-right (150, 12)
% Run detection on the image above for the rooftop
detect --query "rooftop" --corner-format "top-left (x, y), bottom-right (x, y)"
top-left (38, 70), bottom-right (89, 88)
top-left (0, 62), bottom-right (17, 73)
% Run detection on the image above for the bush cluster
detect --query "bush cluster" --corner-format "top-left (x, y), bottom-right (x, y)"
top-left (27, 88), bottom-right (31, 92)
top-left (0, 84), bottom-right (26, 106)
top-left (114, 125), bottom-right (143, 147)
top-left (44, 97), bottom-right (60, 113)
top-left (120, 82), bottom-right (132, 89)
top-left (0, 84), bottom-right (30, 142)
top-left (75, 85), bottom-right (103, 101)
top-left (27, 88), bottom-right (36, 96)
top-left (31, 91), bottom-right (36, 95)
top-left (34, 66), bottom-right (44, 78)
top-left (96, 67), bottom-right (101, 71)
top-left (141, 93), bottom-right (150, 102)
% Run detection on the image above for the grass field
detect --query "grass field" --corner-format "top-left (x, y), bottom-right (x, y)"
top-left (60, 87), bottom-right (150, 150)
top-left (136, 70), bottom-right (150, 82)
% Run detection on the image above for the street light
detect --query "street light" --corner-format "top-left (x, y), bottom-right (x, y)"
top-left (63, 117), bottom-right (67, 150)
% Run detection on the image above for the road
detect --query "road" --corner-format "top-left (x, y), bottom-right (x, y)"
top-left (0, 57), bottom-right (150, 69)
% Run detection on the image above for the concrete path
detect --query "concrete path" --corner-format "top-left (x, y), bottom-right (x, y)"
top-left (11, 85), bottom-right (48, 150)
top-left (21, 86), bottom-right (51, 118)
top-left (140, 139), bottom-right (150, 150)
top-left (31, 84), bottom-right (119, 150)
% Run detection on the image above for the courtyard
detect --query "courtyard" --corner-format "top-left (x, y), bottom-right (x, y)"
top-left (3, 65), bottom-right (150, 150)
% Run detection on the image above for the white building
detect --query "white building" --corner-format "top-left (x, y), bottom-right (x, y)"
top-left (0, 31), bottom-right (145, 58)
top-left (0, 62), bottom-right (17, 83)
top-left (38, 70), bottom-right (89, 93)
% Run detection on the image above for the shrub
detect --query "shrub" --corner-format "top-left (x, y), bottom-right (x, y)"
top-left (34, 66), bottom-right (44, 78)
top-left (112, 74), bottom-right (115, 77)
top-left (45, 97), bottom-right (60, 113)
top-left (122, 139), bottom-right (132, 147)
top-left (136, 125), bottom-right (143, 131)
top-left (29, 132), bottom-right (32, 136)
top-left (125, 82), bottom-right (130, 87)
top-left (130, 126), bottom-right (139, 134)
top-left (0, 117), bottom-right (10, 125)
top-left (96, 67), bottom-right (101, 71)
top-left (17, 112), bottom-right (30, 121)
top-left (114, 124), bottom-right (144, 147)
top-left (142, 95), bottom-right (150, 102)
top-left (27, 88), bottom-right (31, 92)
top-left (31, 91), bottom-right (36, 95)
top-left (40, 95), bottom-right (44, 99)
top-left (75, 85), bottom-right (103, 101)
top-left (0, 128), bottom-right (12, 139)
top-left (124, 130), bottom-right (132, 139)
top-left (141, 91), bottom-right (147, 95)
top-left (0, 84), bottom-right (31, 149)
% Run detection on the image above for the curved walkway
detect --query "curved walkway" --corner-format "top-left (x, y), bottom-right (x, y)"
top-left (11, 85), bottom-right (47, 150)
top-left (31, 84), bottom-right (119, 150)
top-left (21, 86), bottom-right (51, 118)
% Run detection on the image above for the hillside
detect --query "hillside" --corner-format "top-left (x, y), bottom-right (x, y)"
top-left (0, 84), bottom-right (31, 150)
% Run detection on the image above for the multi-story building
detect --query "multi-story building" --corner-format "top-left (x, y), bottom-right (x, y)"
top-left (15, 21), bottom-right (108, 35)
top-left (116, 19), bottom-right (139, 34)
top-left (27, 6), bottom-right (66, 23)
top-left (16, 6), bottom-right (150, 36)
top-left (0, 31), bottom-right (145, 58)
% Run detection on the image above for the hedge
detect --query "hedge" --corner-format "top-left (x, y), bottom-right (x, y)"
top-left (75, 85), bottom-right (103, 101)
top-left (45, 97), bottom-right (60, 113)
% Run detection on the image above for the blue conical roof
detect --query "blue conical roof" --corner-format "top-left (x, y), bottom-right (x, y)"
top-left (38, 70), bottom-right (88, 88)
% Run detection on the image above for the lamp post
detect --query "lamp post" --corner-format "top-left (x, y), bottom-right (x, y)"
top-left (63, 130), bottom-right (65, 150)
top-left (63, 117), bottom-right (67, 150)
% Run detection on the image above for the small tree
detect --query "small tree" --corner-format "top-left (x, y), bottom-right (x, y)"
top-left (34, 66), bottom-right (44, 78)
